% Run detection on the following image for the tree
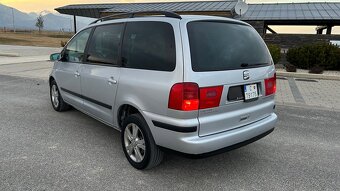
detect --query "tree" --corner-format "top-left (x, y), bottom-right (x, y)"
top-left (267, 44), bottom-right (281, 64)
top-left (35, 14), bottom-right (44, 33)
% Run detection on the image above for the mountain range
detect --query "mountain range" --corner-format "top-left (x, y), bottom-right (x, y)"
top-left (0, 3), bottom-right (94, 31)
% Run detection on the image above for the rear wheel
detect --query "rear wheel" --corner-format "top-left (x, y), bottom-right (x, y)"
top-left (50, 80), bottom-right (70, 112)
top-left (121, 114), bottom-right (163, 170)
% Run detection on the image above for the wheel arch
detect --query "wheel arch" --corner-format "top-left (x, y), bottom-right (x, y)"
top-left (117, 103), bottom-right (143, 130)
top-left (49, 76), bottom-right (55, 87)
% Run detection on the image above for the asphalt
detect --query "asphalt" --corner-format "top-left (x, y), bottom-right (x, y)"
top-left (0, 74), bottom-right (339, 191)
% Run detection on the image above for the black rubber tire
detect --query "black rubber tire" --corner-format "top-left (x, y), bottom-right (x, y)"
top-left (50, 80), bottom-right (70, 112)
top-left (121, 113), bottom-right (164, 170)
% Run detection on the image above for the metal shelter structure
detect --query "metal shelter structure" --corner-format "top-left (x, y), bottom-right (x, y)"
top-left (55, 1), bottom-right (340, 35)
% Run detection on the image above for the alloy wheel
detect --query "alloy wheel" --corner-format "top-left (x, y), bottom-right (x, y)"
top-left (51, 84), bottom-right (59, 108)
top-left (124, 123), bottom-right (146, 163)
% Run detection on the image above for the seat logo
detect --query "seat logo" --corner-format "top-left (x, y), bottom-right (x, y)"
top-left (243, 70), bottom-right (250, 80)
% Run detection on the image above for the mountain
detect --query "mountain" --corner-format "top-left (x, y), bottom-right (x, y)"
top-left (0, 4), bottom-right (95, 31)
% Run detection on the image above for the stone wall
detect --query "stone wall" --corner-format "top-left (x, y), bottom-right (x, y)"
top-left (245, 21), bottom-right (265, 35)
top-left (263, 34), bottom-right (340, 48)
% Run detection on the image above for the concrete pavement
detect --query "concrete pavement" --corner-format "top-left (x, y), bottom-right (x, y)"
top-left (0, 74), bottom-right (339, 190)
top-left (0, 56), bottom-right (51, 65)
top-left (0, 45), bottom-right (56, 79)
top-left (0, 44), bottom-right (339, 111)
top-left (276, 77), bottom-right (340, 110)
top-left (0, 61), bottom-right (52, 80)
top-left (0, 44), bottom-right (339, 190)
top-left (0, 45), bottom-right (61, 57)
top-left (0, 60), bottom-right (339, 110)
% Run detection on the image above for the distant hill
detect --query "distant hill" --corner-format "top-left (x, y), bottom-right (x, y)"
top-left (0, 4), bottom-right (94, 31)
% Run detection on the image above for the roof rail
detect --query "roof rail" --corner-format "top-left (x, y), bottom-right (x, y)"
top-left (90, 11), bottom-right (182, 25)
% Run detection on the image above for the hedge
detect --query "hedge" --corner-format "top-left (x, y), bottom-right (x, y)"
top-left (267, 44), bottom-right (281, 64)
top-left (286, 42), bottom-right (340, 70)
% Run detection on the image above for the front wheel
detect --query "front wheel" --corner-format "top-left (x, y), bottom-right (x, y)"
top-left (121, 114), bottom-right (163, 170)
top-left (50, 80), bottom-right (70, 112)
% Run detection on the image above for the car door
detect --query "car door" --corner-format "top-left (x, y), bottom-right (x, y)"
top-left (80, 23), bottom-right (123, 124)
top-left (55, 28), bottom-right (92, 109)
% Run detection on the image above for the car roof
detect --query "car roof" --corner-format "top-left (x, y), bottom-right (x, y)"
top-left (88, 14), bottom-right (249, 28)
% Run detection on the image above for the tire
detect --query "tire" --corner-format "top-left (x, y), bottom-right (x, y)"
top-left (121, 113), bottom-right (164, 170)
top-left (50, 80), bottom-right (70, 112)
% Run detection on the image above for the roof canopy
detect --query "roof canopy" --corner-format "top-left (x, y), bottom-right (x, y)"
top-left (102, 1), bottom-right (237, 13)
top-left (55, 4), bottom-right (115, 18)
top-left (242, 2), bottom-right (340, 25)
top-left (55, 1), bottom-right (340, 25)
top-left (55, 1), bottom-right (237, 18)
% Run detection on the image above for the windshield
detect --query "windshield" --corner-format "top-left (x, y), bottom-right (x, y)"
top-left (187, 21), bottom-right (272, 72)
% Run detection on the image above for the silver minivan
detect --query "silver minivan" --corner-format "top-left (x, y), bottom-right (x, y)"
top-left (49, 12), bottom-right (277, 170)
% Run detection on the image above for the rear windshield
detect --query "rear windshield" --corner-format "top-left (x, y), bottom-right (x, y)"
top-left (187, 21), bottom-right (272, 72)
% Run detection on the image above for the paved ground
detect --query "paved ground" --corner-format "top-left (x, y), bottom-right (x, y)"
top-left (0, 45), bottom-right (61, 57)
top-left (0, 60), bottom-right (339, 110)
top-left (0, 45), bottom-right (339, 190)
top-left (0, 45), bottom-right (55, 79)
top-left (1, 44), bottom-right (339, 110)
top-left (0, 61), bottom-right (52, 79)
top-left (275, 77), bottom-right (340, 110)
top-left (0, 74), bottom-right (339, 191)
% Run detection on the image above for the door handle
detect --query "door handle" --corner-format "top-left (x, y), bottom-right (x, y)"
top-left (108, 77), bottom-right (117, 85)
top-left (74, 71), bottom-right (80, 78)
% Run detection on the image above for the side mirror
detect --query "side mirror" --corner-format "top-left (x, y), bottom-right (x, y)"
top-left (50, 53), bottom-right (61, 61)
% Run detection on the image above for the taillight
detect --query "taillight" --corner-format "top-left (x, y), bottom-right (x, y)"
top-left (168, 83), bottom-right (223, 111)
top-left (265, 73), bottom-right (276, 96)
top-left (199, 86), bottom-right (223, 109)
top-left (168, 83), bottom-right (199, 111)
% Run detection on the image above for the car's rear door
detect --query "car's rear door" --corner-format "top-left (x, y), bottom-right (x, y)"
top-left (182, 20), bottom-right (276, 137)
top-left (80, 23), bottom-right (123, 124)
top-left (55, 28), bottom-right (92, 109)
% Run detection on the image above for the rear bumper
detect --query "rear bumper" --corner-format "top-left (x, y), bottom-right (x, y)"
top-left (143, 112), bottom-right (277, 155)
top-left (162, 128), bottom-right (274, 158)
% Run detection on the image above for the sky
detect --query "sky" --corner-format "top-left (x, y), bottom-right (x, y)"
top-left (1, 0), bottom-right (340, 34)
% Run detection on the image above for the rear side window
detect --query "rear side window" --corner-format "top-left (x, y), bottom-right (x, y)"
top-left (121, 22), bottom-right (176, 71)
top-left (87, 24), bottom-right (123, 65)
top-left (187, 21), bottom-right (271, 72)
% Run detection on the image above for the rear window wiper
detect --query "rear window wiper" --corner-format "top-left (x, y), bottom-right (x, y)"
top-left (240, 63), bottom-right (249, 68)
top-left (240, 63), bottom-right (269, 68)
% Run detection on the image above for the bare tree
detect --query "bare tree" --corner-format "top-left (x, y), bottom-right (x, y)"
top-left (35, 14), bottom-right (44, 33)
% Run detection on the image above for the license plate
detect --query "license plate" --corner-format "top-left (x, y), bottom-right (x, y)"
top-left (244, 84), bottom-right (258, 101)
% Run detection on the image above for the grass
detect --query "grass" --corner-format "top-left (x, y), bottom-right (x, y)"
top-left (0, 31), bottom-right (73, 47)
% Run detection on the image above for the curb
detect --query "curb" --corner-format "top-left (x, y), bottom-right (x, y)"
top-left (276, 71), bottom-right (340, 81)
top-left (0, 52), bottom-right (20, 57)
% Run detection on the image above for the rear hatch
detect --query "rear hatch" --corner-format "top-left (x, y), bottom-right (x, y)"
top-left (184, 20), bottom-right (276, 137)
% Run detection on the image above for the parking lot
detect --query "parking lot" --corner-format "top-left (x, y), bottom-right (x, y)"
top-left (0, 45), bottom-right (339, 190)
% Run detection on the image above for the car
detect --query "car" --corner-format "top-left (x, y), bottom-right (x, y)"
top-left (49, 11), bottom-right (277, 170)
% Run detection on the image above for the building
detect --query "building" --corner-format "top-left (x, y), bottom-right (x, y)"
top-left (55, 1), bottom-right (340, 48)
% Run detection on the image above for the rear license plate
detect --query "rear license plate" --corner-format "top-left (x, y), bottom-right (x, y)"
top-left (244, 84), bottom-right (258, 101)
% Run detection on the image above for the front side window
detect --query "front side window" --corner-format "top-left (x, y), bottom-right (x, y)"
top-left (121, 22), bottom-right (176, 71)
top-left (87, 24), bottom-right (123, 65)
top-left (64, 28), bottom-right (92, 62)
top-left (187, 21), bottom-right (272, 72)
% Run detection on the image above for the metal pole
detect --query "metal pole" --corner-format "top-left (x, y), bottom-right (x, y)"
top-left (70, 17), bottom-right (72, 32)
top-left (11, 8), bottom-right (15, 32)
top-left (73, 15), bottom-right (77, 34)
top-left (326, 25), bottom-right (332, 35)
